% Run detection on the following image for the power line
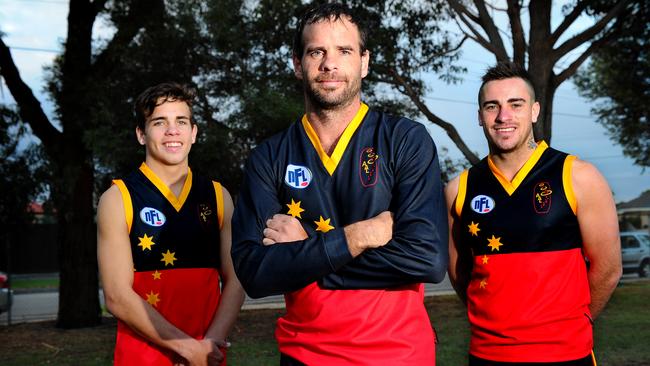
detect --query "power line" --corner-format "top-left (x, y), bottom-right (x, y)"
top-left (422, 95), bottom-right (595, 119)
top-left (582, 154), bottom-right (628, 161)
top-left (422, 95), bottom-right (475, 106)
top-left (6, 45), bottom-right (60, 54)
top-left (4, 0), bottom-right (67, 4)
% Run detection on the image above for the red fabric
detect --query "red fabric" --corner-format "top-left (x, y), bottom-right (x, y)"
top-left (468, 248), bottom-right (592, 362)
top-left (276, 282), bottom-right (435, 365)
top-left (114, 268), bottom-right (224, 365)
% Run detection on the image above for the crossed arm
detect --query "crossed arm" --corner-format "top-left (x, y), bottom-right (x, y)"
top-left (231, 124), bottom-right (448, 298)
top-left (262, 211), bottom-right (393, 258)
top-left (230, 166), bottom-right (395, 298)
top-left (97, 185), bottom-right (243, 366)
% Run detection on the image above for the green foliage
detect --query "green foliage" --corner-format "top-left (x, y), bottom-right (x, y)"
top-left (41, 0), bottom-right (464, 191)
top-left (0, 107), bottom-right (50, 227)
top-left (0, 106), bottom-right (51, 272)
top-left (575, 2), bottom-right (650, 168)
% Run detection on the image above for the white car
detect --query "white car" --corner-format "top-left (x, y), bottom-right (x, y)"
top-left (0, 271), bottom-right (12, 314)
top-left (620, 232), bottom-right (650, 277)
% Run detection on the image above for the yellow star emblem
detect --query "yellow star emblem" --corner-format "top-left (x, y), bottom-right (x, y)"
top-left (468, 222), bottom-right (480, 236)
top-left (152, 270), bottom-right (162, 280)
top-left (479, 279), bottom-right (488, 289)
top-left (137, 233), bottom-right (155, 251)
top-left (487, 235), bottom-right (504, 252)
top-left (161, 250), bottom-right (177, 266)
top-left (482, 255), bottom-right (489, 264)
top-left (286, 199), bottom-right (305, 218)
top-left (314, 216), bottom-right (334, 233)
top-left (146, 291), bottom-right (160, 307)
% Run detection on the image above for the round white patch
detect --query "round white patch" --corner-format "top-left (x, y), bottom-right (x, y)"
top-left (470, 195), bottom-right (495, 214)
top-left (284, 164), bottom-right (312, 189)
top-left (139, 207), bottom-right (166, 227)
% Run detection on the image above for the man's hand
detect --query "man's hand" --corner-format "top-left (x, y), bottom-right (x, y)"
top-left (344, 211), bottom-right (393, 257)
top-left (174, 338), bottom-right (230, 366)
top-left (263, 214), bottom-right (308, 245)
top-left (204, 338), bottom-right (229, 366)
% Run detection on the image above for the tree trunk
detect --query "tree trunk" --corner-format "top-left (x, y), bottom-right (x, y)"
top-left (54, 0), bottom-right (100, 328)
top-left (528, 61), bottom-right (557, 144)
top-left (527, 1), bottom-right (554, 144)
top-left (55, 146), bottom-right (100, 328)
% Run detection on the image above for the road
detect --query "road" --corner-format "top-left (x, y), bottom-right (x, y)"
top-left (0, 276), bottom-right (453, 325)
top-left (3, 275), bottom-right (646, 325)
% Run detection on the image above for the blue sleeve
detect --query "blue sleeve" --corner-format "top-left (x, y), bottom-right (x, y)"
top-left (231, 145), bottom-right (353, 298)
top-left (321, 123), bottom-right (449, 288)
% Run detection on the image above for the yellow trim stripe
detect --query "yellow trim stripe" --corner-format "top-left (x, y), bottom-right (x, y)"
top-left (455, 170), bottom-right (469, 217)
top-left (487, 141), bottom-right (549, 196)
top-left (301, 103), bottom-right (369, 175)
top-left (139, 162), bottom-right (192, 212)
top-left (563, 155), bottom-right (578, 215)
top-left (213, 181), bottom-right (224, 230)
top-left (112, 179), bottom-right (133, 234)
top-left (591, 350), bottom-right (597, 366)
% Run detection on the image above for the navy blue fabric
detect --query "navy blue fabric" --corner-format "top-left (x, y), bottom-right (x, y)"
top-left (469, 353), bottom-right (594, 366)
top-left (231, 108), bottom-right (448, 298)
top-left (123, 169), bottom-right (221, 271)
top-left (459, 148), bottom-right (581, 255)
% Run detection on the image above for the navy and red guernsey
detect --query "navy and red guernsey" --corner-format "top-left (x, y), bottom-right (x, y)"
top-left (232, 104), bottom-right (448, 365)
top-left (454, 142), bottom-right (592, 363)
top-left (112, 163), bottom-right (225, 366)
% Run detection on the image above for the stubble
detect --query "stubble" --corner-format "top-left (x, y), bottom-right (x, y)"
top-left (304, 75), bottom-right (361, 111)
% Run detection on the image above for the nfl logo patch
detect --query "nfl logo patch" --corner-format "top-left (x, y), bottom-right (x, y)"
top-left (139, 207), bottom-right (166, 227)
top-left (284, 164), bottom-right (312, 189)
top-left (470, 195), bottom-right (495, 214)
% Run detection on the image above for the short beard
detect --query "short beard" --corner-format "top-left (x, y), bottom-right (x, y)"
top-left (304, 77), bottom-right (361, 111)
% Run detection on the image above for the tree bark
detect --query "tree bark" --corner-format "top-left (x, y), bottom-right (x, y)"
top-left (56, 152), bottom-right (100, 328)
top-left (54, 0), bottom-right (101, 328)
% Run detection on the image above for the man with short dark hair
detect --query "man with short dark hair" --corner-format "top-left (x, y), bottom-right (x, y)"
top-left (98, 82), bottom-right (244, 366)
top-left (232, 3), bottom-right (448, 365)
top-left (446, 62), bottom-right (622, 365)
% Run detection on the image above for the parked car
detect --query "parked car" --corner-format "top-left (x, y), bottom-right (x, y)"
top-left (0, 271), bottom-right (12, 314)
top-left (620, 231), bottom-right (650, 277)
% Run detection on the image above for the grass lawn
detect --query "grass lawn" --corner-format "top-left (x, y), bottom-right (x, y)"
top-left (10, 277), bottom-right (59, 291)
top-left (0, 281), bottom-right (648, 365)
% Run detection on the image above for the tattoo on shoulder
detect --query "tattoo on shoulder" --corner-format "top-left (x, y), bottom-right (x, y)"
top-left (528, 138), bottom-right (537, 150)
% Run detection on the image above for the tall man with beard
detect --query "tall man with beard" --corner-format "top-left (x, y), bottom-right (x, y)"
top-left (231, 3), bottom-right (448, 365)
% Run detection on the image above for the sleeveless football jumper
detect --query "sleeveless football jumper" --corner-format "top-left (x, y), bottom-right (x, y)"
top-left (455, 142), bottom-right (592, 362)
top-left (112, 163), bottom-right (225, 365)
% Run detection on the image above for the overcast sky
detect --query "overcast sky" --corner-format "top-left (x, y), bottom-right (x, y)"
top-left (1, 0), bottom-right (649, 202)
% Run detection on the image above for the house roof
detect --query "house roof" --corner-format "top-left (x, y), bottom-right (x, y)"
top-left (26, 202), bottom-right (44, 214)
top-left (618, 190), bottom-right (650, 213)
